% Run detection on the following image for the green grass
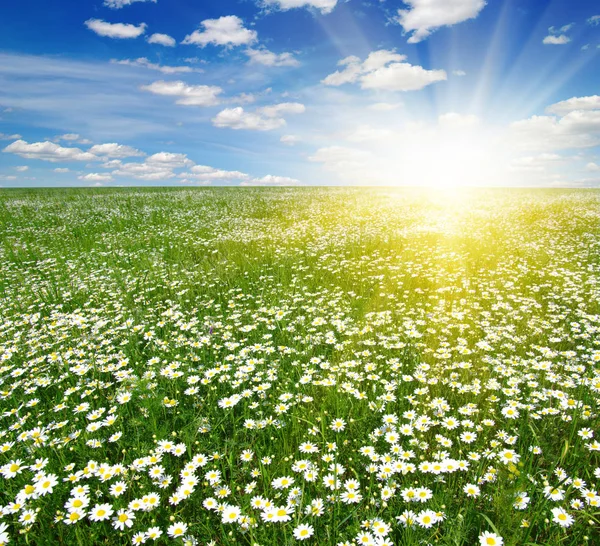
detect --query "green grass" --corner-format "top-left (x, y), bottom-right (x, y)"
top-left (0, 187), bottom-right (599, 546)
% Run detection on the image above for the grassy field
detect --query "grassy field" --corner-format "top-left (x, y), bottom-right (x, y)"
top-left (0, 187), bottom-right (599, 546)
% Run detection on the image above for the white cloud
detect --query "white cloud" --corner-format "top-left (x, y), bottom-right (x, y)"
top-left (0, 175), bottom-right (17, 181)
top-left (112, 58), bottom-right (199, 74)
top-left (0, 133), bottom-right (22, 140)
top-left (183, 165), bottom-right (250, 181)
top-left (261, 0), bottom-right (337, 15)
top-left (280, 134), bottom-right (300, 145)
top-left (546, 95), bottom-right (600, 116)
top-left (78, 173), bottom-right (113, 182)
top-left (54, 168), bottom-right (70, 173)
top-left (543, 23), bottom-right (574, 45)
top-left (242, 175), bottom-right (300, 186)
top-left (182, 16), bottom-right (257, 48)
top-left (323, 50), bottom-right (446, 92)
top-left (510, 110), bottom-right (600, 151)
top-left (112, 162), bottom-right (176, 181)
top-left (85, 19), bottom-right (147, 39)
top-left (246, 47), bottom-right (300, 67)
top-left (588, 15), bottom-right (600, 26)
top-left (395, 0), bottom-right (487, 43)
top-left (368, 102), bottom-right (402, 111)
top-left (543, 34), bottom-right (570, 45)
top-left (453, 70), bottom-right (467, 76)
top-left (89, 143), bottom-right (145, 158)
top-left (362, 63), bottom-right (447, 92)
top-left (104, 0), bottom-right (156, 8)
top-left (141, 80), bottom-right (223, 106)
top-left (3, 140), bottom-right (97, 162)
top-left (14, 166), bottom-right (29, 172)
top-left (212, 103), bottom-right (305, 131)
top-left (321, 56), bottom-right (363, 86)
top-left (147, 152), bottom-right (194, 168)
top-left (147, 33), bottom-right (176, 47)
top-left (586, 162), bottom-right (599, 172)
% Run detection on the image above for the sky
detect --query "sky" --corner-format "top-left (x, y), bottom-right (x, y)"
top-left (0, 0), bottom-right (600, 188)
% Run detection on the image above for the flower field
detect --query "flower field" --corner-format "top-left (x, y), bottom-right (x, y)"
top-left (0, 187), bottom-right (599, 546)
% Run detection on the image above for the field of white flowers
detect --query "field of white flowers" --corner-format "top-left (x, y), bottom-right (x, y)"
top-left (0, 187), bottom-right (599, 546)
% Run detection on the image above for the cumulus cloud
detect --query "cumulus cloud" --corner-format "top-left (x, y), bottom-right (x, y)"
top-left (147, 33), bottom-right (176, 46)
top-left (260, 0), bottom-right (337, 15)
top-left (510, 110), bottom-right (600, 151)
top-left (112, 163), bottom-right (175, 181)
top-left (182, 16), bottom-right (257, 48)
top-left (110, 152), bottom-right (193, 181)
top-left (543, 34), bottom-right (570, 45)
top-left (585, 162), bottom-right (599, 171)
top-left (543, 24), bottom-right (574, 45)
top-left (3, 140), bottom-right (97, 162)
top-left (241, 175), bottom-right (300, 186)
top-left (322, 50), bottom-right (446, 92)
top-left (85, 19), bottom-right (147, 39)
top-left (546, 95), bottom-right (600, 116)
top-left (183, 165), bottom-right (250, 181)
top-left (0, 133), bottom-right (22, 140)
top-left (104, 0), bottom-right (156, 8)
top-left (588, 15), bottom-right (600, 26)
top-left (212, 103), bottom-right (305, 131)
top-left (112, 58), bottom-right (199, 74)
top-left (78, 173), bottom-right (113, 182)
top-left (147, 152), bottom-right (193, 168)
top-left (141, 80), bottom-right (223, 106)
top-left (246, 47), bottom-right (300, 67)
top-left (395, 0), bottom-right (487, 43)
top-left (14, 166), bottom-right (29, 172)
top-left (89, 143), bottom-right (145, 158)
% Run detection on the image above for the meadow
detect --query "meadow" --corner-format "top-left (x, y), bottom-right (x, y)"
top-left (0, 187), bottom-right (599, 546)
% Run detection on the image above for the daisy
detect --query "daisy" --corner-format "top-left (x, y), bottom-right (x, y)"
top-left (479, 531), bottom-right (503, 546)
top-left (89, 503), bottom-right (114, 522)
top-left (167, 522), bottom-right (188, 538)
top-left (416, 510), bottom-right (438, 528)
top-left (34, 474), bottom-right (58, 496)
top-left (64, 508), bottom-right (86, 525)
top-left (221, 504), bottom-right (241, 524)
top-left (551, 507), bottom-right (574, 528)
top-left (132, 532), bottom-right (146, 545)
top-left (464, 483), bottom-right (481, 498)
top-left (110, 481), bottom-right (127, 497)
top-left (293, 524), bottom-right (314, 541)
top-left (113, 509), bottom-right (135, 531)
top-left (145, 526), bottom-right (163, 540)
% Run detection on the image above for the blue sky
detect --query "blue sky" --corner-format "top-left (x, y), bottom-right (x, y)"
top-left (1, 0), bottom-right (599, 187)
